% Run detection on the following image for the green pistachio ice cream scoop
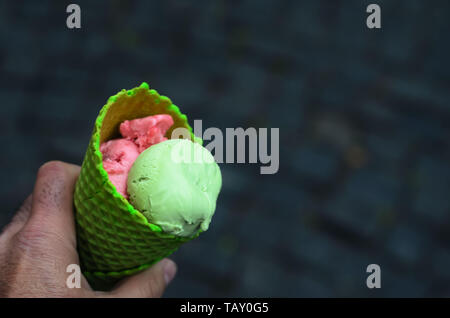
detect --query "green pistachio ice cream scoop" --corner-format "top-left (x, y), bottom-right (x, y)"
top-left (127, 138), bottom-right (222, 237)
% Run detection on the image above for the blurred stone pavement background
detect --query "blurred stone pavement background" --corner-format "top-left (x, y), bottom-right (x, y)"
top-left (0, 0), bottom-right (449, 297)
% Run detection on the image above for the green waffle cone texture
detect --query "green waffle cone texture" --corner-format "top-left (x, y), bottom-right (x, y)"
top-left (74, 83), bottom-right (202, 290)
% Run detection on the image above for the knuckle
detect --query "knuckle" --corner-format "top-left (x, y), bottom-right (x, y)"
top-left (37, 161), bottom-right (67, 179)
top-left (35, 163), bottom-right (69, 211)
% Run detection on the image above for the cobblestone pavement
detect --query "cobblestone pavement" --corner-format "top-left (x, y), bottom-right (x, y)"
top-left (0, 0), bottom-right (449, 297)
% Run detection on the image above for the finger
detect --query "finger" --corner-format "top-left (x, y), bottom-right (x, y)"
top-left (0, 195), bottom-right (32, 240)
top-left (22, 161), bottom-right (81, 249)
top-left (107, 258), bottom-right (177, 298)
top-left (13, 195), bottom-right (33, 226)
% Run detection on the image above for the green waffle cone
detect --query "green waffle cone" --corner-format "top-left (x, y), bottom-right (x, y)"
top-left (74, 83), bottom-right (202, 290)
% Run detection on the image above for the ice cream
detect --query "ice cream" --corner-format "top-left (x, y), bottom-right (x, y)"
top-left (127, 139), bottom-right (222, 237)
top-left (100, 139), bottom-right (139, 197)
top-left (120, 114), bottom-right (174, 153)
top-left (100, 114), bottom-right (173, 197)
top-left (100, 112), bottom-right (221, 238)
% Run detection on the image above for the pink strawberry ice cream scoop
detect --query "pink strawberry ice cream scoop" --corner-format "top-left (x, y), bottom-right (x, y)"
top-left (100, 114), bottom-right (174, 198)
top-left (120, 114), bottom-right (174, 153)
top-left (100, 139), bottom-right (139, 198)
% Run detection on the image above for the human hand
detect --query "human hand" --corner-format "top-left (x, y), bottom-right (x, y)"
top-left (0, 161), bottom-right (177, 297)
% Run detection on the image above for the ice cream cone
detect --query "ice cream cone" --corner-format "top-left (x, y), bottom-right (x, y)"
top-left (74, 83), bottom-right (202, 290)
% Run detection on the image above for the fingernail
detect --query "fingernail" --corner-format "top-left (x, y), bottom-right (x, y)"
top-left (163, 259), bottom-right (177, 285)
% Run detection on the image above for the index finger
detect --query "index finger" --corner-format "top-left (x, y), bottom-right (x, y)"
top-left (23, 161), bottom-right (80, 249)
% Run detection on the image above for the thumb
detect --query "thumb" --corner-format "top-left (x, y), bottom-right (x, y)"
top-left (108, 258), bottom-right (177, 298)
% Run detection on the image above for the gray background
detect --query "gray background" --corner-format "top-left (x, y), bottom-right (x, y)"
top-left (0, 0), bottom-right (449, 297)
